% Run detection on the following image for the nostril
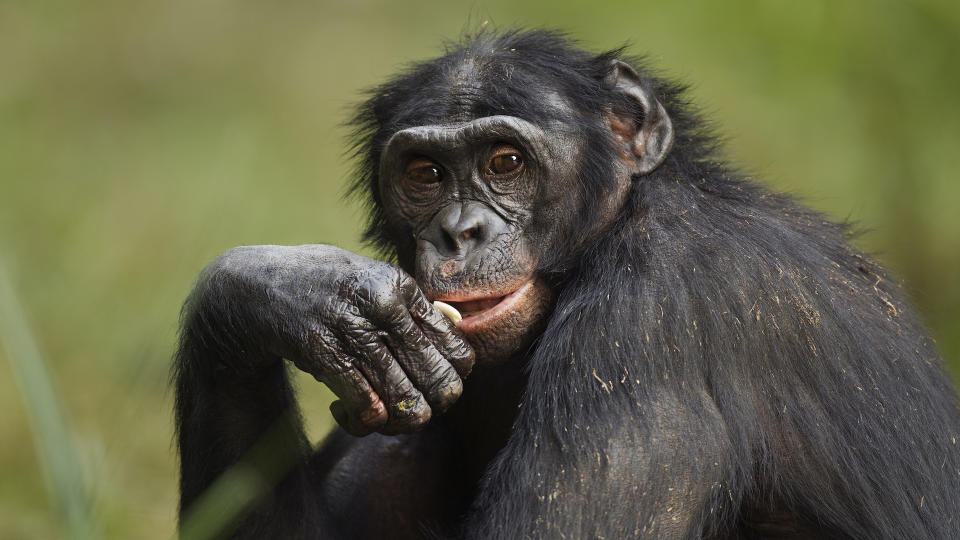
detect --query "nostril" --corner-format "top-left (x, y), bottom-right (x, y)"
top-left (428, 203), bottom-right (498, 258)
top-left (460, 225), bottom-right (481, 242)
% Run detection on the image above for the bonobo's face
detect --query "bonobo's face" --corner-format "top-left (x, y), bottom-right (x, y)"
top-left (378, 115), bottom-right (583, 364)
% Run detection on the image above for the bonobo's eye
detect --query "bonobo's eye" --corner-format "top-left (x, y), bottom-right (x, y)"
top-left (484, 145), bottom-right (524, 178)
top-left (402, 158), bottom-right (443, 191)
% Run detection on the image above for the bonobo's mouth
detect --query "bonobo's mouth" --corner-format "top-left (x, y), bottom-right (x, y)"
top-left (438, 281), bottom-right (534, 332)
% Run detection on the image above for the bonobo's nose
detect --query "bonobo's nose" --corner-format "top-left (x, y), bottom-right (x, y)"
top-left (422, 201), bottom-right (508, 261)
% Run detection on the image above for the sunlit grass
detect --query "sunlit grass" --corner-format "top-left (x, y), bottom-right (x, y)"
top-left (177, 419), bottom-right (297, 540)
top-left (0, 258), bottom-right (94, 539)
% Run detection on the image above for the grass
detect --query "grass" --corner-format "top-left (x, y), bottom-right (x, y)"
top-left (0, 259), bottom-right (94, 539)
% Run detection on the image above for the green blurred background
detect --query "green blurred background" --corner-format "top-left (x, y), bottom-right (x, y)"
top-left (1, 0), bottom-right (958, 537)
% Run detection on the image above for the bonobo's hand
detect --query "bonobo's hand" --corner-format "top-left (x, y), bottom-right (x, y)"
top-left (203, 244), bottom-right (475, 436)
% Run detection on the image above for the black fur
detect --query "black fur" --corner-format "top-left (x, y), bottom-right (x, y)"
top-left (175, 29), bottom-right (960, 538)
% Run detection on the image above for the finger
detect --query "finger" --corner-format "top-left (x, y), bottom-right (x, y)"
top-left (406, 289), bottom-right (475, 379)
top-left (297, 326), bottom-right (387, 436)
top-left (380, 318), bottom-right (463, 414)
top-left (359, 289), bottom-right (465, 413)
top-left (320, 364), bottom-right (387, 437)
top-left (349, 336), bottom-right (433, 434)
top-left (352, 281), bottom-right (467, 411)
top-left (330, 400), bottom-right (377, 437)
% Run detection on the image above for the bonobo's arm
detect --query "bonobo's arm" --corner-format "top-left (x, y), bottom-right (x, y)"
top-left (173, 244), bottom-right (473, 531)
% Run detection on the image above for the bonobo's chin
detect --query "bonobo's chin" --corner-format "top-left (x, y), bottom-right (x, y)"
top-left (436, 278), bottom-right (554, 366)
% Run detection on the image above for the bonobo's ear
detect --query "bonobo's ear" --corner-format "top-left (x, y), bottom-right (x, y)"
top-left (604, 60), bottom-right (674, 175)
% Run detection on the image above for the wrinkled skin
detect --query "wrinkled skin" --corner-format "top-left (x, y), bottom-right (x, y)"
top-left (379, 115), bottom-right (579, 362)
top-left (197, 245), bottom-right (474, 436)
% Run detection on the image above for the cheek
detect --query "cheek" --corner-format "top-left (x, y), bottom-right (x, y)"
top-left (380, 200), bottom-right (432, 272)
top-left (524, 177), bottom-right (582, 248)
top-left (518, 217), bottom-right (563, 267)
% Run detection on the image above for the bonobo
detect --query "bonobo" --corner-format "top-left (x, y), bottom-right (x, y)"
top-left (174, 30), bottom-right (960, 539)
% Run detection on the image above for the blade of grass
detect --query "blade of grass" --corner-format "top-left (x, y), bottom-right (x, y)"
top-left (175, 459), bottom-right (266, 540)
top-left (0, 256), bottom-right (95, 540)
top-left (176, 410), bottom-right (305, 540)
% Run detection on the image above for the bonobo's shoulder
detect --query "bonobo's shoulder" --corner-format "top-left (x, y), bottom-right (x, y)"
top-left (640, 173), bottom-right (852, 245)
top-left (311, 427), bottom-right (466, 537)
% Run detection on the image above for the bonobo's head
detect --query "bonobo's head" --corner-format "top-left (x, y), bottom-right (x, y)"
top-left (350, 30), bottom-right (675, 364)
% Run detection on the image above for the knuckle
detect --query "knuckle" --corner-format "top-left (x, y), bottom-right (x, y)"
top-left (449, 345), bottom-right (476, 377)
top-left (395, 270), bottom-right (418, 294)
top-left (333, 314), bottom-right (377, 345)
top-left (343, 270), bottom-right (406, 320)
top-left (322, 295), bottom-right (361, 323)
top-left (408, 293), bottom-right (432, 319)
top-left (429, 374), bottom-right (463, 411)
top-left (293, 324), bottom-right (340, 369)
top-left (396, 400), bottom-right (432, 428)
top-left (317, 302), bottom-right (376, 348)
top-left (303, 322), bottom-right (335, 350)
top-left (367, 282), bottom-right (398, 311)
top-left (382, 389), bottom-right (431, 431)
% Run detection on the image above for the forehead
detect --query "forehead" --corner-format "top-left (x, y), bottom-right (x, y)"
top-left (384, 52), bottom-right (582, 131)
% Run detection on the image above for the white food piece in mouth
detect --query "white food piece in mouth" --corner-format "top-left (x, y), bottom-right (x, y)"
top-left (432, 300), bottom-right (463, 324)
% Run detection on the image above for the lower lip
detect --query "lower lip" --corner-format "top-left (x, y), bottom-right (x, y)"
top-left (456, 281), bottom-right (534, 333)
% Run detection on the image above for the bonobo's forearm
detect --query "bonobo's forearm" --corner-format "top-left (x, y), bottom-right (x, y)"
top-left (174, 328), bottom-right (313, 517)
top-left (173, 246), bottom-right (331, 529)
top-left (179, 244), bottom-right (352, 369)
top-left (173, 243), bottom-right (472, 534)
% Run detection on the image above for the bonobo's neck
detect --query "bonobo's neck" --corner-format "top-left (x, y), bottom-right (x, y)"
top-left (443, 356), bottom-right (529, 485)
